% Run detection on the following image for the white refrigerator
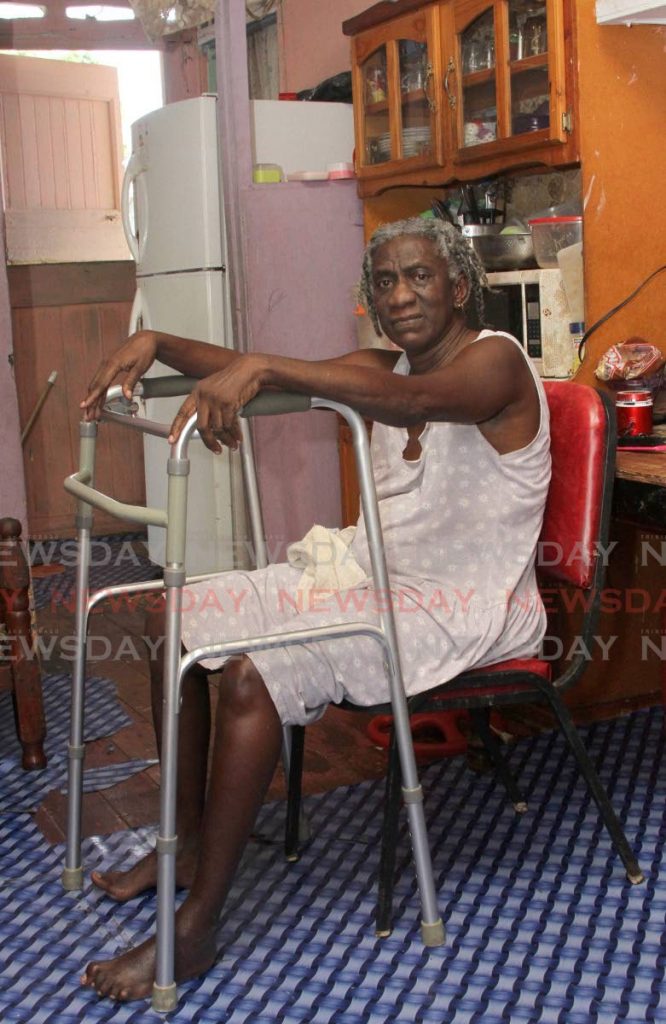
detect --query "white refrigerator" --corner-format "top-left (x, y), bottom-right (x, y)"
top-left (121, 96), bottom-right (237, 574)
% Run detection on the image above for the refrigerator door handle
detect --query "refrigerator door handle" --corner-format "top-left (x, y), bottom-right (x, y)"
top-left (121, 152), bottom-right (148, 264)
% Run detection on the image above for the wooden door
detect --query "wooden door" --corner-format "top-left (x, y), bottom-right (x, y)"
top-left (0, 53), bottom-right (143, 538)
top-left (0, 53), bottom-right (129, 263)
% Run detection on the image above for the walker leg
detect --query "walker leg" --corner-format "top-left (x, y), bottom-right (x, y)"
top-left (153, 450), bottom-right (189, 1012)
top-left (396, 742), bottom-right (446, 946)
top-left (347, 401), bottom-right (444, 948)
top-left (61, 523), bottom-right (90, 890)
top-left (62, 422), bottom-right (97, 891)
top-left (152, 581), bottom-right (183, 1013)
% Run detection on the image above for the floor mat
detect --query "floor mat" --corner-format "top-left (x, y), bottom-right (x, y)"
top-left (30, 534), bottom-right (161, 612)
top-left (0, 707), bottom-right (664, 1024)
top-left (0, 673), bottom-right (155, 813)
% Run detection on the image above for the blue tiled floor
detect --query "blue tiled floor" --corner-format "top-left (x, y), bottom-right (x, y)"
top-left (0, 673), bottom-right (154, 814)
top-left (0, 707), bottom-right (664, 1022)
top-left (30, 534), bottom-right (160, 612)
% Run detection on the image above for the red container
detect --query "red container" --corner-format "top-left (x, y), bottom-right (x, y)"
top-left (616, 389), bottom-right (653, 437)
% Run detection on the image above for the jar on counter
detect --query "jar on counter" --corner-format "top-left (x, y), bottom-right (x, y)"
top-left (616, 389), bottom-right (653, 437)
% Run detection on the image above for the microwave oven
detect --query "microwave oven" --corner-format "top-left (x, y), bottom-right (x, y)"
top-left (473, 268), bottom-right (575, 379)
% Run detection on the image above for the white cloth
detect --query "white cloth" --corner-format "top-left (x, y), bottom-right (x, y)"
top-left (181, 332), bottom-right (551, 725)
top-left (287, 525), bottom-right (368, 592)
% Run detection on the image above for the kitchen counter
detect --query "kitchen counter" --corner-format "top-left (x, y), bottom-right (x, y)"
top-left (615, 426), bottom-right (666, 486)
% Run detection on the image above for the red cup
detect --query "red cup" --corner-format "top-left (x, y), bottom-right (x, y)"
top-left (616, 389), bottom-right (653, 437)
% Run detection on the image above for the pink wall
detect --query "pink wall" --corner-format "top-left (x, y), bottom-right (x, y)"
top-left (279, 0), bottom-right (362, 93)
top-left (0, 207), bottom-right (27, 529)
top-left (216, 2), bottom-right (365, 557)
top-left (240, 179), bottom-right (364, 556)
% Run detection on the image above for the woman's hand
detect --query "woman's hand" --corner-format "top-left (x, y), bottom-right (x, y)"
top-left (80, 331), bottom-right (159, 421)
top-left (168, 354), bottom-right (269, 452)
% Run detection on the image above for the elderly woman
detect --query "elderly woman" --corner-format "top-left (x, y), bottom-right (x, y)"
top-left (80, 217), bottom-right (550, 1001)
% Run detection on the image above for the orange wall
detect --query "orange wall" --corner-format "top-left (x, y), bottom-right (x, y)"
top-left (575, 11), bottom-right (666, 385)
top-left (279, 0), bottom-right (361, 93)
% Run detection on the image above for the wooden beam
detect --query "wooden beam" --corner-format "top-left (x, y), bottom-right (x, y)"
top-left (7, 262), bottom-right (136, 309)
top-left (0, 0), bottom-right (162, 49)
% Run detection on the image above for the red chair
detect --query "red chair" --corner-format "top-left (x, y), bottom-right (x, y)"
top-left (285, 380), bottom-right (644, 935)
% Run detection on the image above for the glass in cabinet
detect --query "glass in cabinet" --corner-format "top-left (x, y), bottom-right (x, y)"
top-left (459, 7), bottom-right (497, 147)
top-left (352, 8), bottom-right (443, 177)
top-left (453, 0), bottom-right (570, 163)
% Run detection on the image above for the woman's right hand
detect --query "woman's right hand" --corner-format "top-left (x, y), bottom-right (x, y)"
top-left (80, 331), bottom-right (159, 421)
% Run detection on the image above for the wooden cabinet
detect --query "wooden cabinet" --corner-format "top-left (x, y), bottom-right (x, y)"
top-left (343, 0), bottom-right (578, 197)
top-left (350, 5), bottom-right (446, 184)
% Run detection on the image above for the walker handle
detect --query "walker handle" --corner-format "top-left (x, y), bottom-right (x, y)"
top-left (136, 376), bottom-right (312, 416)
top-left (138, 376), bottom-right (199, 400)
top-left (242, 392), bottom-right (312, 417)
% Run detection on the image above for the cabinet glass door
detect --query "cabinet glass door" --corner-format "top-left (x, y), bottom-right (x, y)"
top-left (398, 39), bottom-right (434, 161)
top-left (356, 11), bottom-right (439, 174)
top-left (459, 8), bottom-right (497, 148)
top-left (361, 45), bottom-right (390, 165)
top-left (508, 0), bottom-right (550, 136)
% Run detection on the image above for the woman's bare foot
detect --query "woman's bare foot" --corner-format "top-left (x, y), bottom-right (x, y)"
top-left (80, 909), bottom-right (217, 1002)
top-left (91, 838), bottom-right (199, 902)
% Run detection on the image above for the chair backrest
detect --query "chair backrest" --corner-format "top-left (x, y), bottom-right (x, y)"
top-left (540, 381), bottom-right (616, 590)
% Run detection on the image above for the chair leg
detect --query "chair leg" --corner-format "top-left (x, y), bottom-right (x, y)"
top-left (469, 708), bottom-right (527, 813)
top-left (375, 730), bottom-right (403, 937)
top-left (285, 725), bottom-right (305, 862)
top-left (543, 688), bottom-right (644, 884)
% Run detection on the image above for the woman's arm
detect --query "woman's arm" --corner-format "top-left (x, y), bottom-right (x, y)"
top-left (168, 338), bottom-right (536, 453)
top-left (80, 330), bottom-right (242, 420)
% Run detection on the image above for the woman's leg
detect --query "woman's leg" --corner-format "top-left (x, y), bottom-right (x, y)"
top-left (82, 653), bottom-right (283, 1001)
top-left (92, 600), bottom-right (212, 901)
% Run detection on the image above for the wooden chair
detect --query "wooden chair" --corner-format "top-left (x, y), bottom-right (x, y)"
top-left (0, 517), bottom-right (47, 770)
top-left (285, 381), bottom-right (644, 935)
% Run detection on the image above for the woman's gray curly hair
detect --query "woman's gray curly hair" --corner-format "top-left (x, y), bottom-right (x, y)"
top-left (359, 216), bottom-right (488, 335)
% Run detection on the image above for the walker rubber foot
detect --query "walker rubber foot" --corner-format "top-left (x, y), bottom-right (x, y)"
top-left (628, 870), bottom-right (645, 885)
top-left (513, 801), bottom-right (528, 814)
top-left (421, 918), bottom-right (445, 947)
top-left (61, 866), bottom-right (83, 891)
top-left (152, 982), bottom-right (178, 1013)
top-left (375, 928), bottom-right (392, 939)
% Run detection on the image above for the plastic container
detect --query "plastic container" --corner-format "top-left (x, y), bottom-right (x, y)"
top-left (529, 199), bottom-right (582, 220)
top-left (252, 163), bottom-right (283, 184)
top-left (528, 215), bottom-right (582, 269)
top-left (285, 170), bottom-right (328, 181)
top-left (327, 162), bottom-right (355, 180)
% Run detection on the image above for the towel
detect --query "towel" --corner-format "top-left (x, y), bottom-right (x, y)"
top-left (287, 525), bottom-right (368, 592)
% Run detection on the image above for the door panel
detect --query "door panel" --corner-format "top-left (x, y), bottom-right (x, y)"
top-left (0, 53), bottom-right (129, 263)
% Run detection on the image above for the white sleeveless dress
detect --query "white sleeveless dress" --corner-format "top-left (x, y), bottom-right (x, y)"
top-left (180, 332), bottom-right (551, 725)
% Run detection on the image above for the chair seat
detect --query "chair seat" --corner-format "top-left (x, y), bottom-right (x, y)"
top-left (464, 656), bottom-right (552, 680)
top-left (424, 656), bottom-right (553, 704)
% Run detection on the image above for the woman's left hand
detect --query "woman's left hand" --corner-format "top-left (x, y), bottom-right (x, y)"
top-left (168, 353), bottom-right (269, 452)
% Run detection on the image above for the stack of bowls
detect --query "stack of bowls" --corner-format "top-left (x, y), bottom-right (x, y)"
top-left (463, 224), bottom-right (536, 271)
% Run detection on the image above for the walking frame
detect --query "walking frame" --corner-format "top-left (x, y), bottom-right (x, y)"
top-left (62, 377), bottom-right (444, 1012)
